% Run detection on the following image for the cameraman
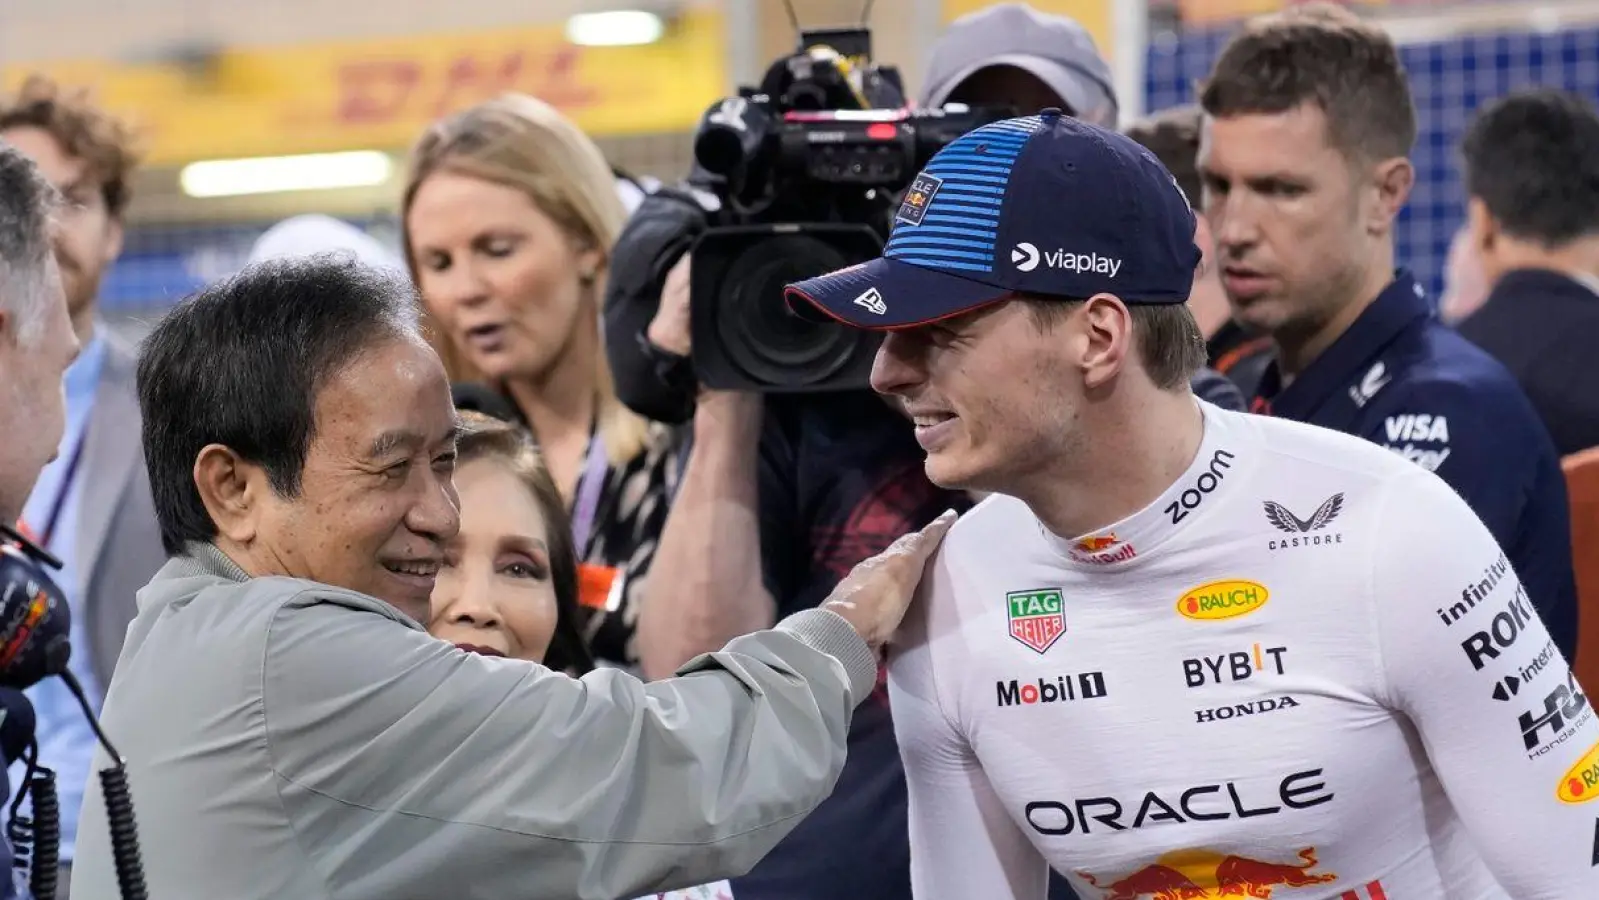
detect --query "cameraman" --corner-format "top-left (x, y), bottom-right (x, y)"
top-left (615, 8), bottom-right (1201, 899)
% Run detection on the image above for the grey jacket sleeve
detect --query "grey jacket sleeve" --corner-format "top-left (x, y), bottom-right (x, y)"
top-left (262, 597), bottom-right (879, 900)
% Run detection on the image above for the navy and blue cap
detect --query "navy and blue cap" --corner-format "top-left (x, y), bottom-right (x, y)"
top-left (784, 109), bottom-right (1202, 329)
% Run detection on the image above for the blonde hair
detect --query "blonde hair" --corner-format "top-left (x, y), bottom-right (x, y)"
top-left (402, 92), bottom-right (647, 466)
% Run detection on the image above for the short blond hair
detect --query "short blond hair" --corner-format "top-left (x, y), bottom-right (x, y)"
top-left (402, 93), bottom-right (646, 465)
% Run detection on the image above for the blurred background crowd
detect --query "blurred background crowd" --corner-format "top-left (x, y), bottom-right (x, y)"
top-left (4, 0), bottom-right (1593, 331)
top-left (4, 0), bottom-right (1599, 898)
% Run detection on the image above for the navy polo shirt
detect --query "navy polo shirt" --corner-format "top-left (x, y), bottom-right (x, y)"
top-left (1251, 272), bottom-right (1578, 660)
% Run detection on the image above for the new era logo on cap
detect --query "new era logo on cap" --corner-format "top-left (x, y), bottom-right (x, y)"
top-left (853, 287), bottom-right (887, 316)
top-left (783, 112), bottom-right (1200, 330)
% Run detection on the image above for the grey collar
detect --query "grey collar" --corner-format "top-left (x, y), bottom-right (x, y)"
top-left (165, 542), bottom-right (426, 630)
top-left (169, 542), bottom-right (253, 583)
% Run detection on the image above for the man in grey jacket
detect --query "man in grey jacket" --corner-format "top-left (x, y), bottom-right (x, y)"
top-left (69, 254), bottom-right (953, 900)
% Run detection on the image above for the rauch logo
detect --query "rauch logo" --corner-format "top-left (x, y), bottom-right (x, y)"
top-left (1177, 580), bottom-right (1269, 621)
top-left (1558, 740), bottom-right (1599, 804)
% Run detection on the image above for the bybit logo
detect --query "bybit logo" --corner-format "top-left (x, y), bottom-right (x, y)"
top-left (1012, 241), bottom-right (1042, 272)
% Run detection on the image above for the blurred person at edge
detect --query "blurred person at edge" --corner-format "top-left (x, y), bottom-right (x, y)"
top-left (403, 93), bottom-right (684, 674)
top-left (69, 252), bottom-right (955, 900)
top-left (0, 143), bottom-right (77, 900)
top-left (0, 74), bottom-right (163, 895)
top-left (246, 214), bottom-right (407, 275)
top-left (617, 7), bottom-right (1182, 900)
top-left (424, 411), bottom-right (735, 900)
top-left (1196, 3), bottom-right (1577, 657)
top-left (1454, 89), bottom-right (1599, 458)
top-left (1438, 225), bottom-right (1490, 326)
top-left (1125, 104), bottom-right (1273, 394)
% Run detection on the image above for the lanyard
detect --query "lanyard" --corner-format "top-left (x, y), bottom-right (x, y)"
top-left (569, 433), bottom-right (608, 555)
top-left (24, 421), bottom-right (91, 551)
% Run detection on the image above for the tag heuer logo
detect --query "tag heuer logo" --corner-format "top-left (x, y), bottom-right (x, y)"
top-left (1006, 588), bottom-right (1065, 654)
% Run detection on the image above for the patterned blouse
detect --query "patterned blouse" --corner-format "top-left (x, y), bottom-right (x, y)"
top-left (572, 420), bottom-right (686, 671)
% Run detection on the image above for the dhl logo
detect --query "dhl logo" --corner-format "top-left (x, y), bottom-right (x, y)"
top-left (1075, 534), bottom-right (1120, 553)
top-left (1177, 579), bottom-right (1269, 621)
top-left (1558, 739), bottom-right (1599, 803)
top-left (1078, 847), bottom-right (1338, 899)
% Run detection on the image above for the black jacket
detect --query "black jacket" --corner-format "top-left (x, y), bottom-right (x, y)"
top-left (1457, 267), bottom-right (1599, 458)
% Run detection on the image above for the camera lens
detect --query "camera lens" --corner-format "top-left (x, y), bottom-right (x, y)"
top-left (712, 235), bottom-right (877, 388)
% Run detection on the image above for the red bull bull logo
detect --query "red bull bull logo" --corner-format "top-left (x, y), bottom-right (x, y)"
top-left (1075, 534), bottom-right (1119, 553)
top-left (1070, 534), bottom-right (1137, 565)
top-left (1077, 846), bottom-right (1337, 899)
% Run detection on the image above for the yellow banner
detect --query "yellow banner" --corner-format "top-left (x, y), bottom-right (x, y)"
top-left (1177, 0), bottom-right (1386, 25)
top-left (3, 10), bottom-right (726, 167)
top-left (941, 0), bottom-right (1113, 60)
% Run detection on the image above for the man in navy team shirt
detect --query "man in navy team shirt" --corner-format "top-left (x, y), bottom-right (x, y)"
top-left (1193, 4), bottom-right (1577, 657)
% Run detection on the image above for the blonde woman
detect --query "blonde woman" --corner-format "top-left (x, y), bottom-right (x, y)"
top-left (404, 93), bottom-right (680, 671)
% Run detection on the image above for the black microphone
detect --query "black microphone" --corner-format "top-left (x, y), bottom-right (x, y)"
top-left (0, 689), bottom-right (35, 767)
top-left (0, 525), bottom-right (71, 690)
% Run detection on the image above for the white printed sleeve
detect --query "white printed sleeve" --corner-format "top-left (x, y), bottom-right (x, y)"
top-left (1371, 469), bottom-right (1599, 898)
top-left (888, 552), bottom-right (1050, 900)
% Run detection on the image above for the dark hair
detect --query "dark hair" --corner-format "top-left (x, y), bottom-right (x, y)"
top-left (1025, 299), bottom-right (1207, 391)
top-left (1461, 88), bottom-right (1599, 248)
top-left (1125, 105), bottom-right (1202, 209)
top-left (138, 253), bottom-right (424, 556)
top-left (1198, 2), bottom-right (1416, 163)
top-left (454, 411), bottom-right (594, 675)
top-left (0, 74), bottom-right (141, 219)
top-left (0, 144), bottom-right (58, 341)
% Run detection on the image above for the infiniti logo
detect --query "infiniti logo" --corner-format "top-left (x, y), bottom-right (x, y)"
top-left (1012, 241), bottom-right (1041, 272)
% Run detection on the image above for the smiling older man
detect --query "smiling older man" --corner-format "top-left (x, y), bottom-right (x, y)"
top-left (68, 253), bottom-right (952, 900)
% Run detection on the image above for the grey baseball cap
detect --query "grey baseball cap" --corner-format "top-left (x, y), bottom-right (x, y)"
top-left (919, 2), bottom-right (1118, 128)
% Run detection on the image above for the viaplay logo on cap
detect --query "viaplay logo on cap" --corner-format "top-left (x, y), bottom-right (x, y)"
top-left (1011, 242), bottom-right (1122, 277)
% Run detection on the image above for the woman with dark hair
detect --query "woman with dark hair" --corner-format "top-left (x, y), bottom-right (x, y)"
top-left (429, 410), bottom-right (593, 675)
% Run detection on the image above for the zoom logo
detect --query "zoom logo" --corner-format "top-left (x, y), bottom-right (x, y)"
top-left (1012, 242), bottom-right (1042, 272)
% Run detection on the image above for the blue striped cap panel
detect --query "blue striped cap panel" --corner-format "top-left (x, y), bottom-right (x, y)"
top-left (884, 116), bottom-right (1045, 275)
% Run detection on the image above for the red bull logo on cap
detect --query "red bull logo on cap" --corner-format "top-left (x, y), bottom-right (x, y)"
top-left (1077, 846), bottom-right (1337, 899)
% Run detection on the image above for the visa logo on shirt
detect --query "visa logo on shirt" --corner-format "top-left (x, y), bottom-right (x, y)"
top-left (1383, 414), bottom-right (1450, 472)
